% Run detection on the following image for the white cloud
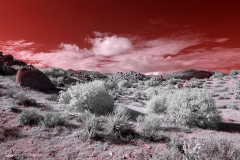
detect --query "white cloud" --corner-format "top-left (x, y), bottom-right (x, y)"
top-left (59, 43), bottom-right (81, 51)
top-left (88, 35), bottom-right (133, 56)
top-left (92, 31), bottom-right (110, 37)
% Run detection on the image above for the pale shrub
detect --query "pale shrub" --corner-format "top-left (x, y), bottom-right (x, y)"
top-left (59, 80), bottom-right (114, 115)
top-left (167, 88), bottom-right (221, 129)
top-left (137, 114), bottom-right (163, 141)
top-left (147, 94), bottom-right (168, 113)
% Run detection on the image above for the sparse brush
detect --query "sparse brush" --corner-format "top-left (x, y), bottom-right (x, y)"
top-left (77, 110), bottom-right (97, 140)
top-left (137, 114), bottom-right (163, 141)
top-left (118, 80), bottom-right (132, 89)
top-left (227, 103), bottom-right (239, 110)
top-left (46, 94), bottom-right (59, 101)
top-left (146, 94), bottom-right (168, 114)
top-left (167, 88), bottom-right (221, 129)
top-left (59, 80), bottom-right (114, 115)
top-left (6, 89), bottom-right (16, 98)
top-left (40, 112), bottom-right (68, 128)
top-left (40, 67), bottom-right (67, 78)
top-left (17, 109), bottom-right (44, 126)
top-left (15, 94), bottom-right (37, 107)
top-left (218, 94), bottom-right (230, 100)
top-left (161, 137), bottom-right (240, 160)
top-left (104, 107), bottom-right (134, 141)
top-left (49, 76), bottom-right (64, 86)
top-left (6, 103), bottom-right (22, 113)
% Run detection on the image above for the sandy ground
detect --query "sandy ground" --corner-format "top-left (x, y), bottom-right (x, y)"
top-left (1, 74), bottom-right (240, 159)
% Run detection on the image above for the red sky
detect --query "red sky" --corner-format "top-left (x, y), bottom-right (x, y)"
top-left (0, 0), bottom-right (240, 74)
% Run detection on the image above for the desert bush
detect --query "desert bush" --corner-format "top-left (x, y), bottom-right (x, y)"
top-left (17, 109), bottom-right (44, 126)
top-left (137, 114), bottom-right (163, 141)
top-left (117, 80), bottom-right (132, 89)
top-left (59, 80), bottom-right (114, 115)
top-left (77, 110), bottom-right (97, 139)
top-left (46, 94), bottom-right (59, 101)
top-left (40, 67), bottom-right (67, 78)
top-left (162, 78), bottom-right (182, 86)
top-left (105, 81), bottom-right (118, 91)
top-left (218, 94), bottom-right (230, 100)
top-left (40, 112), bottom-right (68, 128)
top-left (104, 107), bottom-right (134, 141)
top-left (144, 79), bottom-right (159, 87)
top-left (6, 103), bottom-right (22, 113)
top-left (14, 93), bottom-right (38, 107)
top-left (146, 94), bottom-right (168, 114)
top-left (167, 88), bottom-right (221, 129)
top-left (211, 71), bottom-right (225, 79)
top-left (143, 87), bottom-right (170, 100)
top-left (5, 89), bottom-right (16, 98)
top-left (49, 76), bottom-right (64, 86)
top-left (161, 137), bottom-right (240, 160)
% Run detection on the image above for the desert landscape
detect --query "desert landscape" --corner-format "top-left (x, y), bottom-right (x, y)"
top-left (0, 53), bottom-right (240, 160)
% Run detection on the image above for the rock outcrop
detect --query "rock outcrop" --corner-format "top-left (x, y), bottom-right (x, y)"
top-left (16, 68), bottom-right (56, 91)
top-left (111, 71), bottom-right (151, 83)
top-left (67, 69), bottom-right (107, 81)
top-left (162, 69), bottom-right (214, 80)
top-left (0, 51), bottom-right (27, 66)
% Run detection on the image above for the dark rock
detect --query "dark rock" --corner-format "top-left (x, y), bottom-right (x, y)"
top-left (162, 69), bottom-right (214, 80)
top-left (16, 68), bottom-right (56, 91)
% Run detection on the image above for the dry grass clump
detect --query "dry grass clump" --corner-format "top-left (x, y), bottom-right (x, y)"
top-left (104, 107), bottom-right (134, 142)
top-left (40, 112), bottom-right (69, 128)
top-left (13, 93), bottom-right (38, 107)
top-left (137, 114), bottom-right (167, 142)
top-left (146, 94), bottom-right (168, 114)
top-left (17, 109), bottom-right (44, 126)
top-left (77, 110), bottom-right (98, 140)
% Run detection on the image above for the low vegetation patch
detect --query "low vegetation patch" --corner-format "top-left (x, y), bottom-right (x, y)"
top-left (166, 88), bottom-right (221, 129)
top-left (17, 109), bottom-right (44, 126)
top-left (160, 137), bottom-right (240, 160)
top-left (40, 112), bottom-right (68, 128)
top-left (59, 80), bottom-right (114, 115)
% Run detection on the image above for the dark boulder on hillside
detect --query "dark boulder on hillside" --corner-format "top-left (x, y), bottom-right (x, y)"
top-left (16, 68), bottom-right (56, 91)
top-left (162, 69), bottom-right (215, 80)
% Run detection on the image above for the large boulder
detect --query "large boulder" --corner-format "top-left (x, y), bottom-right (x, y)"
top-left (16, 68), bottom-right (56, 91)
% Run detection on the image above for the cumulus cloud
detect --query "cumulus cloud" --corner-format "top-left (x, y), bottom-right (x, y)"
top-left (88, 35), bottom-right (133, 56)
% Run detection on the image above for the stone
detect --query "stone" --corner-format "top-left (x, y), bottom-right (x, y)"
top-left (16, 68), bottom-right (56, 91)
top-left (183, 80), bottom-right (191, 88)
top-left (174, 83), bottom-right (183, 89)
